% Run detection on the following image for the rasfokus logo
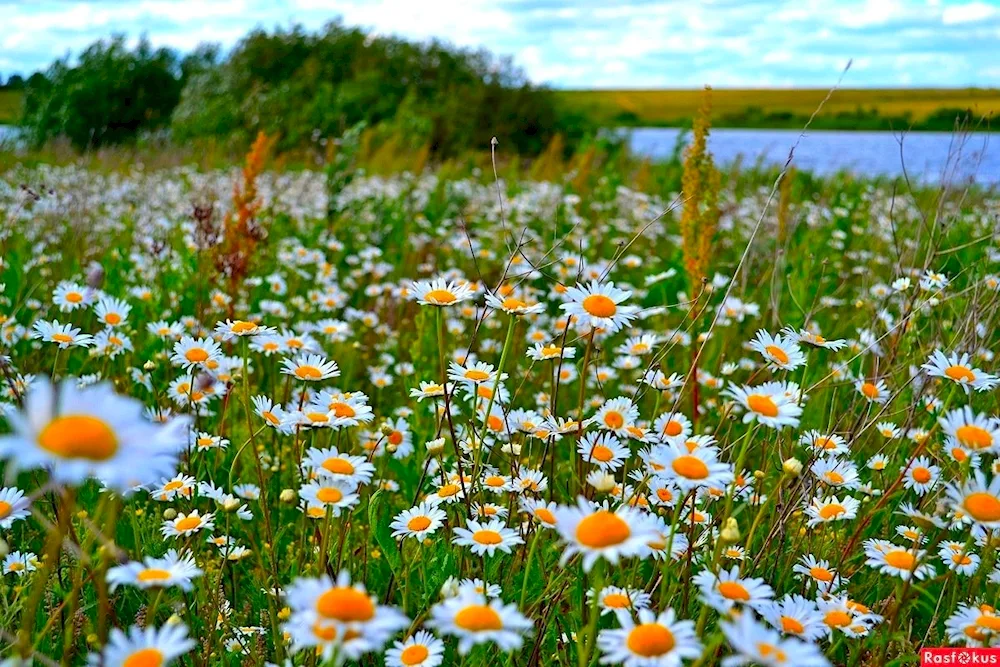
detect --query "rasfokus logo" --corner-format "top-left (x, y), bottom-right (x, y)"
top-left (922, 649), bottom-right (1000, 665)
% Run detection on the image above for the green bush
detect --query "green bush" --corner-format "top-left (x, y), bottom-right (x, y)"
top-left (171, 21), bottom-right (584, 156)
top-left (22, 36), bottom-right (183, 149)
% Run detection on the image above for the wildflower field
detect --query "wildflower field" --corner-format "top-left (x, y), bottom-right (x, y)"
top-left (0, 129), bottom-right (998, 667)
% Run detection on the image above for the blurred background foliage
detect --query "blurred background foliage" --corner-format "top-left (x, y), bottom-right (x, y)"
top-left (11, 21), bottom-right (592, 157)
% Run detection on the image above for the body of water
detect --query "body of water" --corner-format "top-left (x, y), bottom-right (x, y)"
top-left (628, 127), bottom-right (998, 186)
top-left (1, 124), bottom-right (996, 185)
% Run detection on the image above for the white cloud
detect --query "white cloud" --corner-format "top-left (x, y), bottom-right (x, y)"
top-left (0, 0), bottom-right (997, 88)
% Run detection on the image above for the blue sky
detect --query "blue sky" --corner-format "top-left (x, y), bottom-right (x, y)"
top-left (2, 0), bottom-right (999, 88)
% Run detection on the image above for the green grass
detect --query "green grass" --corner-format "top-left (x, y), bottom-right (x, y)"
top-left (557, 87), bottom-right (1000, 130)
top-left (0, 90), bottom-right (23, 124)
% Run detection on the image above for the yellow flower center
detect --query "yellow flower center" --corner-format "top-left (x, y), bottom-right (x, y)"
top-left (473, 530), bottom-right (503, 545)
top-left (977, 615), bottom-right (1000, 631)
top-left (591, 445), bottom-right (614, 462)
top-left (137, 569), bottom-right (172, 582)
top-left (747, 394), bottom-right (779, 417)
top-left (454, 605), bottom-right (503, 631)
top-left (0, 501), bottom-right (10, 519)
top-left (316, 487), bottom-right (343, 504)
top-left (911, 467), bottom-right (932, 484)
top-left (945, 365), bottom-right (976, 382)
top-left (105, 313), bottom-right (122, 325)
top-left (883, 550), bottom-right (916, 570)
top-left (323, 458), bottom-right (355, 475)
top-left (534, 508), bottom-right (556, 525)
top-left (957, 425), bottom-right (993, 450)
top-left (407, 516), bottom-right (431, 531)
top-left (123, 648), bottom-right (164, 667)
top-left (964, 492), bottom-right (1000, 522)
top-left (603, 593), bottom-right (630, 608)
top-left (818, 504), bottom-right (846, 520)
top-left (51, 333), bottom-right (73, 343)
top-left (174, 516), bottom-right (202, 531)
top-left (582, 294), bottom-right (617, 318)
top-left (626, 623), bottom-right (675, 657)
top-left (316, 587), bottom-right (375, 622)
top-left (718, 581), bottom-right (750, 601)
top-left (437, 484), bottom-right (460, 498)
top-left (231, 321), bottom-right (257, 333)
top-left (575, 511), bottom-right (631, 548)
top-left (824, 610), bottom-right (851, 628)
top-left (757, 643), bottom-right (787, 663)
top-left (861, 382), bottom-right (880, 399)
top-left (810, 566), bottom-right (834, 582)
top-left (424, 289), bottom-right (457, 305)
top-left (400, 644), bottom-right (430, 665)
top-left (672, 455), bottom-right (709, 480)
top-left (663, 420), bottom-right (683, 437)
top-left (765, 345), bottom-right (789, 364)
top-left (38, 415), bottom-right (118, 461)
top-left (781, 616), bottom-right (805, 634)
top-left (295, 365), bottom-right (323, 379)
top-left (603, 412), bottom-right (624, 429)
top-left (185, 348), bottom-right (209, 363)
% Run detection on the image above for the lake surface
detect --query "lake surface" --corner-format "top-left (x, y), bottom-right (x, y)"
top-left (628, 127), bottom-right (998, 186)
top-left (1, 124), bottom-right (996, 185)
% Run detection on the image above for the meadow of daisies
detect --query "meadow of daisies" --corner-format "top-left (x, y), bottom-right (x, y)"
top-left (0, 149), bottom-right (998, 667)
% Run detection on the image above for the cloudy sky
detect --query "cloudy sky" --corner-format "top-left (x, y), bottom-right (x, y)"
top-left (2, 0), bottom-right (999, 88)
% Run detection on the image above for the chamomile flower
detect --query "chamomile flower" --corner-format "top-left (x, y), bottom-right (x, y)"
top-left (761, 595), bottom-right (827, 641)
top-left (484, 291), bottom-right (545, 316)
top-left (161, 509), bottom-right (215, 538)
top-left (804, 495), bottom-right (859, 527)
top-left (170, 336), bottom-right (223, 370)
top-left (863, 539), bottom-right (935, 580)
top-left (552, 498), bottom-right (658, 571)
top-left (94, 296), bottom-right (131, 328)
top-left (0, 377), bottom-right (189, 492)
top-left (597, 608), bottom-right (701, 667)
top-left (590, 397), bottom-right (638, 436)
top-left (409, 278), bottom-right (475, 307)
top-left (900, 455), bottom-right (940, 495)
top-left (298, 481), bottom-right (359, 517)
top-left (694, 565), bottom-right (774, 613)
top-left (749, 329), bottom-right (806, 371)
top-left (428, 589), bottom-right (532, 654)
top-left (3, 551), bottom-right (37, 576)
top-left (946, 470), bottom-right (1000, 527)
top-left (560, 281), bottom-right (638, 333)
top-left (922, 350), bottom-right (999, 393)
top-left (589, 586), bottom-right (652, 616)
top-left (578, 432), bottom-right (629, 471)
top-left (720, 612), bottom-right (830, 667)
top-left (86, 622), bottom-right (196, 667)
top-left (724, 382), bottom-right (803, 429)
top-left (385, 631), bottom-right (445, 667)
top-left (452, 518), bottom-right (523, 556)
top-left (938, 541), bottom-right (980, 576)
top-left (214, 319), bottom-right (276, 340)
top-left (653, 412), bottom-right (691, 445)
top-left (855, 378), bottom-right (889, 404)
top-left (940, 406), bottom-right (1000, 454)
top-left (653, 443), bottom-right (734, 492)
top-left (526, 342), bottom-right (575, 361)
top-left (0, 486), bottom-right (31, 528)
top-left (106, 550), bottom-right (203, 591)
top-left (799, 431), bottom-right (849, 457)
top-left (303, 447), bottom-right (375, 487)
top-left (281, 354), bottom-right (340, 382)
top-left (31, 320), bottom-right (94, 348)
top-left (792, 555), bottom-right (846, 592)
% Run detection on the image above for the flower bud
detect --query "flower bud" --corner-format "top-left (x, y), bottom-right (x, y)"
top-left (280, 489), bottom-right (296, 503)
top-left (720, 517), bottom-right (740, 543)
top-left (425, 438), bottom-right (445, 455)
top-left (782, 458), bottom-right (803, 477)
top-left (162, 508), bottom-right (177, 520)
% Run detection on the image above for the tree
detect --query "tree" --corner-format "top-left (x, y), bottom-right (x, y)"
top-left (22, 36), bottom-right (182, 148)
